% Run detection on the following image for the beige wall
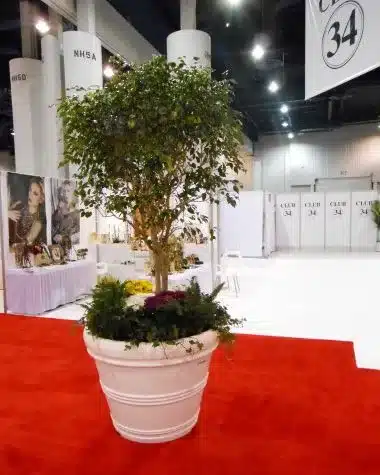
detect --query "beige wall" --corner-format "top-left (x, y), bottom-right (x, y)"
top-left (255, 123), bottom-right (380, 192)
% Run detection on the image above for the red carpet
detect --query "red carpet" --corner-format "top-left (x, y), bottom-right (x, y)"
top-left (1, 315), bottom-right (380, 475)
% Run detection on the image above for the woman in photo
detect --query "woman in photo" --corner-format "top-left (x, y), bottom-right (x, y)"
top-left (9, 178), bottom-right (46, 246)
top-left (52, 180), bottom-right (80, 245)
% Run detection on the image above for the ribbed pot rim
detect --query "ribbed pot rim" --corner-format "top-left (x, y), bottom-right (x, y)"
top-left (83, 328), bottom-right (218, 365)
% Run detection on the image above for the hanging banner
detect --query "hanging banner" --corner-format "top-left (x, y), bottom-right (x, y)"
top-left (276, 193), bottom-right (300, 249)
top-left (306, 1), bottom-right (380, 99)
top-left (63, 30), bottom-right (102, 99)
top-left (9, 58), bottom-right (43, 175)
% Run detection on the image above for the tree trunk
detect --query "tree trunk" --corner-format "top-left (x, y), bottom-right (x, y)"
top-left (161, 254), bottom-right (169, 291)
top-left (153, 250), bottom-right (169, 293)
top-left (154, 252), bottom-right (162, 293)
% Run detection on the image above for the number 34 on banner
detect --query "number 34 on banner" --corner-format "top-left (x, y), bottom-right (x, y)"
top-left (322, 1), bottom-right (364, 69)
top-left (305, 0), bottom-right (379, 99)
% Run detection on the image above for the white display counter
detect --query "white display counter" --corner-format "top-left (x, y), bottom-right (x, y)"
top-left (6, 260), bottom-right (97, 315)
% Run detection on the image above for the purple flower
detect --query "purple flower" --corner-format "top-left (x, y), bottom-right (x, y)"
top-left (144, 291), bottom-right (186, 310)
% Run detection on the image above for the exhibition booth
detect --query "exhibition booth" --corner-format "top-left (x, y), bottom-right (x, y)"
top-left (0, 170), bottom-right (215, 315)
top-left (2, 170), bottom-right (378, 317)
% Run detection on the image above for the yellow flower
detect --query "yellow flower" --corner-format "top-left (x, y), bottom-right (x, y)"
top-left (125, 279), bottom-right (153, 295)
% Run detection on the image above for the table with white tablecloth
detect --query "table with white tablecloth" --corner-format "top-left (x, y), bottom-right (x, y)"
top-left (6, 260), bottom-right (97, 315)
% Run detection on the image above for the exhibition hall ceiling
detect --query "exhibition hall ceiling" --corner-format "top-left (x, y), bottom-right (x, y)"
top-left (1, 0), bottom-right (380, 146)
top-left (109, 0), bottom-right (380, 141)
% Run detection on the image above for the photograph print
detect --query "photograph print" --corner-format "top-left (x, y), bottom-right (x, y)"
top-left (51, 179), bottom-right (80, 245)
top-left (8, 172), bottom-right (47, 248)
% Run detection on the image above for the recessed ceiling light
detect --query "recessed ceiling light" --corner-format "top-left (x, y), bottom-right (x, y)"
top-left (288, 132), bottom-right (295, 139)
top-left (251, 44), bottom-right (265, 61)
top-left (103, 65), bottom-right (114, 79)
top-left (280, 104), bottom-right (289, 114)
top-left (282, 121), bottom-right (289, 128)
top-left (227, 0), bottom-right (242, 6)
top-left (35, 18), bottom-right (50, 34)
top-left (268, 80), bottom-right (280, 93)
top-left (10, 130), bottom-right (14, 136)
top-left (226, 22), bottom-right (230, 28)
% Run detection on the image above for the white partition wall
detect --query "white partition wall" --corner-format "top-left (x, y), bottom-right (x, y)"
top-left (325, 192), bottom-right (351, 250)
top-left (351, 192), bottom-right (378, 251)
top-left (276, 193), bottom-right (300, 249)
top-left (219, 191), bottom-right (264, 257)
top-left (263, 192), bottom-right (275, 257)
top-left (300, 193), bottom-right (325, 249)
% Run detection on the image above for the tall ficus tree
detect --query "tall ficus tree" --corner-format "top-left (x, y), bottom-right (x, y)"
top-left (58, 55), bottom-right (245, 293)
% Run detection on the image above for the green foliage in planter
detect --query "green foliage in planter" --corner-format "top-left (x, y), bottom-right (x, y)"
top-left (371, 200), bottom-right (380, 237)
top-left (58, 55), bottom-right (245, 293)
top-left (83, 276), bottom-right (130, 338)
top-left (81, 277), bottom-right (243, 349)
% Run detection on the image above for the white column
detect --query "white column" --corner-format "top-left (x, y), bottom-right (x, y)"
top-left (63, 30), bottom-right (103, 99)
top-left (19, 0), bottom-right (38, 58)
top-left (9, 58), bottom-right (43, 175)
top-left (167, 30), bottom-right (211, 68)
top-left (76, 0), bottom-right (96, 35)
top-left (167, 25), bottom-right (213, 285)
top-left (41, 34), bottom-right (65, 178)
top-left (181, 0), bottom-right (197, 30)
top-left (62, 31), bottom-right (102, 177)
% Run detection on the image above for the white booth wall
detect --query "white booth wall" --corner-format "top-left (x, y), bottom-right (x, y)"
top-left (219, 191), bottom-right (272, 258)
top-left (275, 191), bottom-right (378, 251)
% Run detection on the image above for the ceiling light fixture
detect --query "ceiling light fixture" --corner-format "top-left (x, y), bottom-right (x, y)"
top-left (10, 130), bottom-right (14, 136)
top-left (282, 121), bottom-right (289, 128)
top-left (103, 65), bottom-right (114, 79)
top-left (226, 22), bottom-right (230, 28)
top-left (251, 44), bottom-right (265, 61)
top-left (288, 132), bottom-right (295, 139)
top-left (35, 18), bottom-right (50, 34)
top-left (280, 104), bottom-right (289, 114)
top-left (227, 0), bottom-right (242, 6)
top-left (268, 80), bottom-right (280, 93)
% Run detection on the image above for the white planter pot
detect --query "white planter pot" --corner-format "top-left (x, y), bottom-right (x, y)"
top-left (83, 329), bottom-right (218, 443)
top-left (377, 242), bottom-right (380, 252)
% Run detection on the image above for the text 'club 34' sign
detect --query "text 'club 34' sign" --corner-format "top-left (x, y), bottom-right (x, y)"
top-left (306, 0), bottom-right (380, 99)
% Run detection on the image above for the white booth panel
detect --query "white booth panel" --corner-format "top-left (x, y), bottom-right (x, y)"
top-left (264, 192), bottom-right (276, 256)
top-left (219, 191), bottom-right (264, 257)
top-left (276, 193), bottom-right (300, 249)
top-left (351, 191), bottom-right (378, 250)
top-left (300, 193), bottom-right (325, 249)
top-left (325, 192), bottom-right (351, 249)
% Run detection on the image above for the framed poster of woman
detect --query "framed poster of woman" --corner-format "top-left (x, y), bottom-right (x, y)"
top-left (8, 173), bottom-right (47, 248)
top-left (51, 179), bottom-right (80, 245)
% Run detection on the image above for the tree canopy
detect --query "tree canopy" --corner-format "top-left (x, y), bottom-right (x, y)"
top-left (58, 55), bottom-right (245, 291)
